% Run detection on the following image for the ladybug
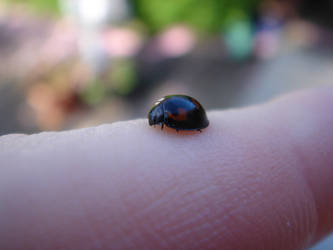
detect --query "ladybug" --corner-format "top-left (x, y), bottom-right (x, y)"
top-left (148, 95), bottom-right (209, 132)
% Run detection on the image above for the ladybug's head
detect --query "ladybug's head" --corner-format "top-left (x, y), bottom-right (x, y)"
top-left (148, 104), bottom-right (164, 126)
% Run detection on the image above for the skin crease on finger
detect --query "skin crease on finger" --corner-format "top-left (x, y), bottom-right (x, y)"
top-left (0, 87), bottom-right (333, 250)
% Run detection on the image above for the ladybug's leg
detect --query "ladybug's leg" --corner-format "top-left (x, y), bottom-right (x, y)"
top-left (197, 129), bottom-right (202, 133)
top-left (161, 124), bottom-right (164, 130)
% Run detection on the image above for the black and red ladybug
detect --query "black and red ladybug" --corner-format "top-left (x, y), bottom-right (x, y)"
top-left (148, 95), bottom-right (209, 132)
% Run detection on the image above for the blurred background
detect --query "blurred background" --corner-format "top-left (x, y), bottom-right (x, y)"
top-left (0, 0), bottom-right (332, 247)
top-left (2, 0), bottom-right (333, 135)
top-left (0, 0), bottom-right (333, 135)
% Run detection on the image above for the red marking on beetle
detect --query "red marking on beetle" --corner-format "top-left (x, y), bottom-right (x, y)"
top-left (167, 108), bottom-right (188, 121)
top-left (190, 98), bottom-right (201, 109)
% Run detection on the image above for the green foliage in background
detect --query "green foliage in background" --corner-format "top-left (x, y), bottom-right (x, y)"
top-left (109, 60), bottom-right (136, 96)
top-left (81, 80), bottom-right (108, 106)
top-left (2, 0), bottom-right (59, 14)
top-left (132, 0), bottom-right (261, 33)
top-left (3, 0), bottom-right (261, 33)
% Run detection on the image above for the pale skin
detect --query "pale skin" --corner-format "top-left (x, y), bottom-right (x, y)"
top-left (0, 86), bottom-right (333, 250)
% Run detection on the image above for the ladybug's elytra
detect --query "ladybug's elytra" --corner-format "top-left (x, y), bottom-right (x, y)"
top-left (148, 95), bottom-right (209, 132)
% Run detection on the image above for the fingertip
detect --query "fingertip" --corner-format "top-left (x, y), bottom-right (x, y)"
top-left (0, 86), bottom-right (333, 249)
